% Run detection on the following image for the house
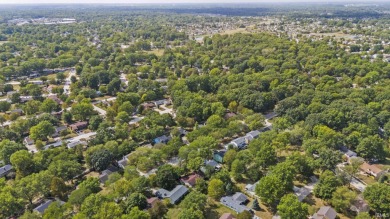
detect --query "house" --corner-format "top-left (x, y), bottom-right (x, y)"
top-left (180, 173), bottom-right (201, 187)
top-left (20, 96), bottom-right (33, 103)
top-left (220, 192), bottom-right (250, 214)
top-left (226, 137), bottom-right (246, 150)
top-left (200, 159), bottom-right (221, 174)
top-left (147, 197), bottom-right (159, 208)
top-left (245, 181), bottom-right (259, 197)
top-left (67, 140), bottom-right (85, 149)
top-left (154, 135), bottom-right (171, 144)
top-left (311, 206), bottom-right (337, 219)
top-left (99, 166), bottom-right (119, 184)
top-left (350, 196), bottom-right (369, 213)
top-left (245, 130), bottom-right (260, 143)
top-left (360, 162), bottom-right (386, 179)
top-left (52, 126), bottom-right (67, 138)
top-left (156, 185), bottom-right (189, 204)
top-left (34, 200), bottom-right (53, 214)
top-left (69, 121), bottom-right (88, 131)
top-left (117, 153), bottom-right (131, 169)
top-left (141, 102), bottom-right (155, 110)
top-left (0, 164), bottom-right (13, 177)
top-left (10, 108), bottom-right (23, 115)
top-left (29, 80), bottom-right (43, 85)
top-left (339, 146), bottom-right (357, 160)
top-left (224, 112), bottom-right (236, 120)
top-left (213, 150), bottom-right (226, 163)
top-left (219, 213), bottom-right (236, 219)
top-left (48, 95), bottom-right (64, 105)
top-left (34, 200), bottom-right (65, 215)
top-left (24, 137), bottom-right (34, 145)
top-left (153, 99), bottom-right (170, 107)
top-left (293, 186), bottom-right (311, 202)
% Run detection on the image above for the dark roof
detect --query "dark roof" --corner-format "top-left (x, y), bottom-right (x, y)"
top-left (55, 126), bottom-right (67, 133)
top-left (205, 160), bottom-right (219, 168)
top-left (214, 150), bottom-right (226, 157)
top-left (169, 185), bottom-right (188, 204)
top-left (0, 164), bottom-right (13, 177)
top-left (99, 166), bottom-right (119, 184)
top-left (180, 173), bottom-right (201, 187)
top-left (34, 200), bottom-right (53, 214)
top-left (232, 192), bottom-right (248, 203)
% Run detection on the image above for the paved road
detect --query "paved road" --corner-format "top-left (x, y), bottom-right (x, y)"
top-left (64, 70), bottom-right (76, 95)
top-left (93, 105), bottom-right (107, 116)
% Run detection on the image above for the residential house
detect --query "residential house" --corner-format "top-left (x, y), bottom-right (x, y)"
top-left (293, 186), bottom-right (311, 202)
top-left (180, 173), bottom-right (201, 187)
top-left (200, 159), bottom-right (221, 174)
top-left (117, 153), bottom-right (131, 169)
top-left (154, 135), bottom-right (171, 144)
top-left (24, 137), bottom-right (34, 146)
top-left (69, 121), bottom-right (88, 131)
top-left (29, 80), bottom-right (43, 85)
top-left (156, 185), bottom-right (189, 204)
top-left (226, 137), bottom-right (246, 150)
top-left (245, 181), bottom-right (259, 197)
top-left (153, 99), bottom-right (167, 107)
top-left (245, 130), bottom-right (260, 143)
top-left (0, 164), bottom-right (13, 178)
top-left (339, 146), bottom-right (357, 160)
top-left (20, 96), bottom-right (34, 103)
top-left (67, 140), bottom-right (85, 149)
top-left (350, 196), bottom-right (369, 213)
top-left (52, 126), bottom-right (67, 138)
top-left (141, 102), bottom-right (155, 110)
top-left (219, 213), bottom-right (236, 219)
top-left (48, 95), bottom-right (64, 105)
top-left (147, 197), bottom-right (159, 208)
top-left (220, 192), bottom-right (250, 214)
top-left (311, 206), bottom-right (337, 219)
top-left (359, 162), bottom-right (386, 179)
top-left (10, 108), bottom-right (23, 115)
top-left (224, 112), bottom-right (236, 120)
top-left (34, 200), bottom-right (65, 215)
top-left (99, 166), bottom-right (119, 184)
top-left (213, 150), bottom-right (226, 163)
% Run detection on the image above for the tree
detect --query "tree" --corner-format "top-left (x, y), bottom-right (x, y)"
top-left (125, 192), bottom-right (148, 212)
top-left (314, 170), bottom-right (342, 200)
top-left (252, 199), bottom-right (261, 211)
top-left (363, 183), bottom-right (390, 214)
top-left (50, 177), bottom-right (68, 198)
top-left (256, 174), bottom-right (292, 209)
top-left (180, 191), bottom-right (208, 213)
top-left (89, 149), bottom-right (113, 172)
top-left (237, 211), bottom-right (252, 219)
top-left (94, 202), bottom-right (123, 219)
top-left (187, 156), bottom-right (204, 172)
top-left (208, 179), bottom-right (225, 199)
top-left (48, 160), bottom-right (83, 181)
top-left (126, 207), bottom-right (150, 219)
top-left (71, 100), bottom-right (95, 121)
top-left (43, 201), bottom-right (65, 219)
top-left (230, 159), bottom-right (246, 181)
top-left (10, 150), bottom-right (35, 177)
top-left (331, 187), bottom-right (357, 213)
top-left (30, 121), bottom-right (55, 141)
top-left (62, 111), bottom-right (73, 124)
top-left (0, 101), bottom-right (11, 112)
top-left (178, 208), bottom-right (205, 219)
top-left (343, 157), bottom-right (364, 188)
top-left (277, 194), bottom-right (308, 219)
top-left (0, 139), bottom-right (26, 164)
top-left (0, 183), bottom-right (24, 218)
top-left (356, 135), bottom-right (386, 162)
top-left (223, 149), bottom-right (237, 169)
top-left (79, 177), bottom-right (101, 193)
top-left (355, 212), bottom-right (372, 219)
top-left (316, 147), bottom-right (342, 172)
top-left (155, 164), bottom-right (179, 190)
top-left (40, 98), bottom-right (59, 113)
top-left (68, 187), bottom-right (92, 207)
top-left (15, 171), bottom-right (52, 207)
top-left (148, 200), bottom-right (168, 219)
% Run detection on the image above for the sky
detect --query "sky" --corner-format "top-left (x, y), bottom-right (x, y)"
top-left (0, 0), bottom-right (386, 5)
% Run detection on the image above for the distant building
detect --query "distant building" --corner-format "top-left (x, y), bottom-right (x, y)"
top-left (226, 137), bottom-right (247, 150)
top-left (24, 137), bottom-right (34, 146)
top-left (180, 173), bottom-right (202, 187)
top-left (0, 164), bottom-right (13, 178)
top-left (156, 185), bottom-right (189, 204)
top-left (245, 130), bottom-right (261, 143)
top-left (213, 150), bottom-right (226, 163)
top-left (34, 200), bottom-right (65, 214)
top-left (99, 166), bottom-right (119, 184)
top-left (154, 135), bottom-right (171, 144)
top-left (310, 206), bottom-right (337, 219)
top-left (69, 121), bottom-right (88, 131)
top-left (52, 126), bottom-right (67, 138)
top-left (359, 162), bottom-right (386, 179)
top-left (220, 192), bottom-right (250, 214)
top-left (245, 181), bottom-right (259, 197)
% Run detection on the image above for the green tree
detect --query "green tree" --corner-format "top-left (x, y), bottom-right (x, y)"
top-left (10, 150), bottom-right (35, 177)
top-left (356, 135), bottom-right (387, 161)
top-left (237, 211), bottom-right (252, 219)
top-left (331, 186), bottom-right (357, 213)
top-left (93, 202), bottom-right (123, 219)
top-left (343, 157), bottom-right (364, 188)
top-left (89, 149), bottom-right (113, 172)
top-left (256, 174), bottom-right (292, 209)
top-left (125, 192), bottom-right (148, 212)
top-left (148, 200), bottom-right (168, 219)
top-left (40, 98), bottom-right (59, 113)
top-left (15, 171), bottom-right (52, 207)
top-left (355, 212), bottom-right (371, 219)
top-left (277, 194), bottom-right (308, 219)
top-left (30, 121), bottom-right (55, 141)
top-left (48, 160), bottom-right (83, 181)
top-left (155, 164), bottom-right (179, 190)
top-left (208, 179), bottom-right (225, 199)
top-left (43, 201), bottom-right (65, 219)
top-left (252, 199), bottom-right (261, 211)
top-left (126, 207), bottom-right (150, 219)
top-left (0, 139), bottom-right (26, 164)
top-left (314, 170), bottom-right (342, 200)
top-left (180, 191), bottom-right (208, 213)
top-left (71, 100), bottom-right (95, 121)
top-left (178, 208), bottom-right (205, 219)
top-left (50, 177), bottom-right (68, 198)
top-left (363, 183), bottom-right (390, 214)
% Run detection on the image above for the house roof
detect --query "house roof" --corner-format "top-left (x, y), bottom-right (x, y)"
top-left (147, 197), bottom-right (159, 205)
top-left (312, 206), bottom-right (337, 219)
top-left (231, 137), bottom-right (246, 146)
top-left (246, 130), bottom-right (260, 138)
top-left (214, 150), bottom-right (226, 157)
top-left (205, 160), bottom-right (219, 168)
top-left (70, 121), bottom-right (88, 128)
top-left (360, 162), bottom-right (383, 175)
top-left (232, 192), bottom-right (248, 203)
top-left (245, 181), bottom-right (259, 193)
top-left (0, 164), bottom-right (13, 176)
top-left (34, 200), bottom-right (53, 214)
top-left (169, 185), bottom-right (189, 204)
top-left (180, 173), bottom-right (201, 187)
top-left (220, 195), bottom-right (250, 213)
top-left (99, 166), bottom-right (119, 183)
top-left (55, 126), bottom-right (67, 133)
top-left (117, 157), bottom-right (128, 168)
top-left (220, 213), bottom-right (235, 219)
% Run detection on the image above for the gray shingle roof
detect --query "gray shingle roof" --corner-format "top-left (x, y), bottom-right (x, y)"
top-left (0, 164), bottom-right (13, 177)
top-left (34, 200), bottom-right (53, 214)
top-left (220, 194), bottom-right (250, 213)
top-left (232, 192), bottom-right (248, 203)
top-left (312, 206), bottom-right (337, 219)
top-left (156, 185), bottom-right (188, 204)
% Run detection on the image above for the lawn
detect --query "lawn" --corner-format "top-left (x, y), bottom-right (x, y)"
top-left (146, 49), bottom-right (165, 56)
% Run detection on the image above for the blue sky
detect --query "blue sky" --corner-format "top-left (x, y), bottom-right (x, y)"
top-left (0, 0), bottom-right (385, 5)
